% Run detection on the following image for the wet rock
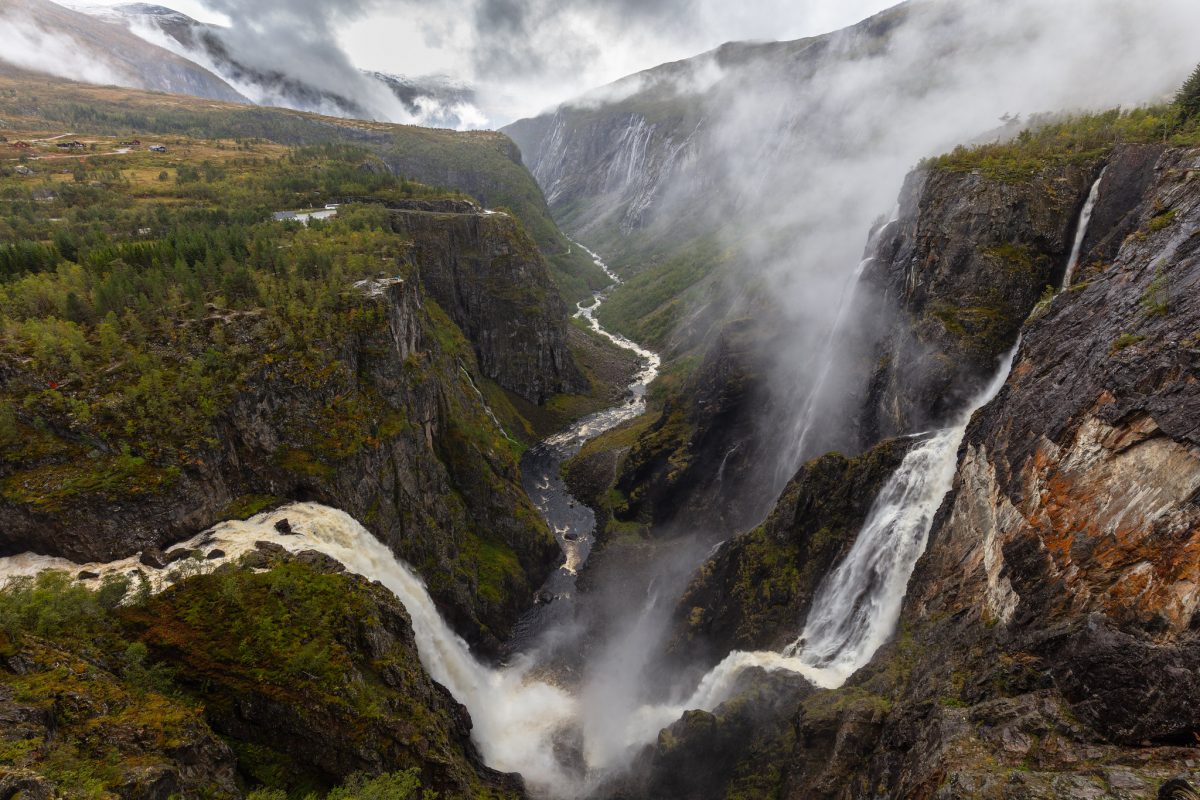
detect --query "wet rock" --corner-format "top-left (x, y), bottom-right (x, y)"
top-left (274, 518), bottom-right (295, 535)
top-left (139, 548), bottom-right (169, 569)
top-left (76, 570), bottom-right (100, 581)
top-left (205, 549), bottom-right (226, 560)
top-left (1159, 777), bottom-right (1200, 799)
top-left (668, 437), bottom-right (915, 664)
top-left (0, 769), bottom-right (55, 800)
top-left (295, 550), bottom-right (346, 573)
top-left (165, 548), bottom-right (195, 564)
top-left (254, 540), bottom-right (288, 557)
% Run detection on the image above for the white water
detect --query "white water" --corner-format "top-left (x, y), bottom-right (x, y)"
top-left (0, 232), bottom-right (1021, 794)
top-left (0, 242), bottom-right (667, 800)
top-left (628, 340), bottom-right (1021, 735)
top-left (0, 504), bottom-right (585, 794)
top-left (559, 240), bottom-right (662, 444)
top-left (1062, 170), bottom-right (1106, 290)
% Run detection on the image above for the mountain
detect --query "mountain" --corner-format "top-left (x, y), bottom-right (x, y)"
top-left (0, 0), bottom-right (245, 102)
top-left (80, 2), bottom-right (488, 130)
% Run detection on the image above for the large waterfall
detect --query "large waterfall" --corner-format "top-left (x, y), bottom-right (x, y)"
top-left (625, 340), bottom-right (1022, 737)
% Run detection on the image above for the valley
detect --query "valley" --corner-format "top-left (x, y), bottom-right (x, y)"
top-left (2, 3), bottom-right (1200, 799)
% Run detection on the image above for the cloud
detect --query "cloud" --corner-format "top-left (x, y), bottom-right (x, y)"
top-left (0, 11), bottom-right (124, 86)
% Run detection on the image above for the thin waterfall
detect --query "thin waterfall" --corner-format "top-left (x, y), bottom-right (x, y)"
top-left (1062, 169), bottom-right (1106, 290)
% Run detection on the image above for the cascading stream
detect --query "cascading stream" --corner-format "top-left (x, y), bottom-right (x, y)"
top-left (0, 242), bottom-right (664, 800)
top-left (0, 232), bottom-right (1021, 796)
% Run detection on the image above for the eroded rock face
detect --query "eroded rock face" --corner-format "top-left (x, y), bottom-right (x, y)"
top-left (798, 145), bottom-right (1200, 798)
top-left (647, 144), bottom-right (1200, 799)
top-left (613, 318), bottom-right (776, 534)
top-left (388, 205), bottom-right (586, 404)
top-left (849, 159), bottom-right (1103, 449)
top-left (666, 437), bottom-right (914, 666)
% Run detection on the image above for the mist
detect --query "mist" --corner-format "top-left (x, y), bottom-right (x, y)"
top-left (490, 0), bottom-right (1200, 790)
top-left (0, 11), bottom-right (123, 86)
top-left (588, 0), bottom-right (1200, 490)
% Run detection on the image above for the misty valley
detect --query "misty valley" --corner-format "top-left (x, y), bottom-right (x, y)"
top-left (1, 1), bottom-right (1200, 799)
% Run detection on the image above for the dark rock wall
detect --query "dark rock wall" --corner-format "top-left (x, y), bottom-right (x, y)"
top-left (646, 144), bottom-right (1200, 800)
top-left (388, 205), bottom-right (586, 404)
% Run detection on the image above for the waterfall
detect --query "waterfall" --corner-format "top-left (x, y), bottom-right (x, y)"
top-left (630, 340), bottom-right (1021, 734)
top-left (1062, 170), bottom-right (1106, 290)
top-left (775, 216), bottom-right (897, 488)
top-left (0, 504), bottom-right (583, 795)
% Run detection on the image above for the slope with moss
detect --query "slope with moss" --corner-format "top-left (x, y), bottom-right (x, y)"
top-left (0, 553), bottom-right (522, 799)
top-left (0, 65), bottom-right (607, 303)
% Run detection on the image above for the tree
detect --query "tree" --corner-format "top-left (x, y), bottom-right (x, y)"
top-left (1176, 63), bottom-right (1200, 121)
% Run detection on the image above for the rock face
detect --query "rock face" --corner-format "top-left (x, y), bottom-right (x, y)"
top-left (388, 203), bottom-right (586, 403)
top-left (612, 318), bottom-right (776, 533)
top-left (0, 553), bottom-right (521, 799)
top-left (124, 554), bottom-right (522, 798)
top-left (0, 212), bottom-right (567, 650)
top-left (645, 143), bottom-right (1200, 799)
top-left (0, 634), bottom-right (242, 799)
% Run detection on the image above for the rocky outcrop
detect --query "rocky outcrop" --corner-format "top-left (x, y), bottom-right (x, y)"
top-left (611, 669), bottom-right (813, 800)
top-left (667, 437), bottom-right (914, 665)
top-left (0, 551), bottom-right (522, 799)
top-left (123, 551), bottom-right (523, 798)
top-left (388, 203), bottom-right (586, 404)
top-left (0, 257), bottom-right (558, 651)
top-left (848, 158), bottom-right (1104, 450)
top-left (0, 634), bottom-right (241, 799)
top-left (608, 318), bottom-right (776, 534)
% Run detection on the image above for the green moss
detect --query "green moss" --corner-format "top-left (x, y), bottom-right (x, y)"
top-left (1, 452), bottom-right (180, 512)
top-left (925, 106), bottom-right (1197, 183)
top-left (1148, 209), bottom-right (1178, 232)
top-left (275, 447), bottom-right (335, 479)
top-left (460, 532), bottom-right (525, 606)
top-left (222, 494), bottom-right (281, 521)
top-left (1111, 333), bottom-right (1146, 352)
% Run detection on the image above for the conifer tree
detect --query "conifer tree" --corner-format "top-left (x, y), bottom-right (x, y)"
top-left (1176, 63), bottom-right (1200, 121)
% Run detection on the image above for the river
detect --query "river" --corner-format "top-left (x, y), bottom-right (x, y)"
top-left (509, 243), bottom-right (662, 653)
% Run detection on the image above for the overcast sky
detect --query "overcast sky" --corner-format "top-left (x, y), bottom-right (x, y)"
top-left (66, 0), bottom-right (899, 123)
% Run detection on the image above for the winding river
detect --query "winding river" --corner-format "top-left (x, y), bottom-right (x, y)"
top-left (510, 243), bottom-right (661, 651)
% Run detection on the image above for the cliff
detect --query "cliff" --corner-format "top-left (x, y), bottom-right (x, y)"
top-left (387, 200), bottom-right (586, 403)
top-left (0, 184), bottom-right (584, 653)
top-left (636, 139), bottom-right (1200, 798)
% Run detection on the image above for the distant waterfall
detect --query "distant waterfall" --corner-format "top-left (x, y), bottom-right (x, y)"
top-left (630, 341), bottom-right (1021, 737)
top-left (1062, 170), bottom-right (1106, 290)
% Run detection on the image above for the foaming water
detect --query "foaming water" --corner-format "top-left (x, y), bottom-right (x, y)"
top-left (0, 504), bottom-right (582, 794)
